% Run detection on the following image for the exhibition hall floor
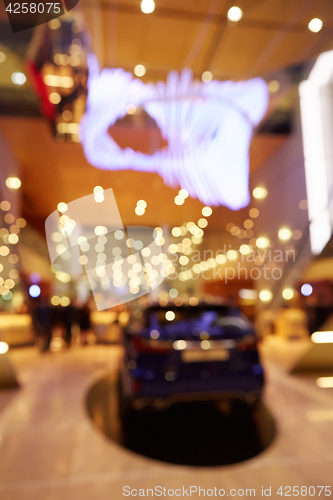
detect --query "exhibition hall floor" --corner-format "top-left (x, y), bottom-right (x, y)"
top-left (0, 340), bottom-right (332, 500)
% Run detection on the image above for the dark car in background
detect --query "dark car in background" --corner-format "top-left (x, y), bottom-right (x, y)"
top-left (120, 304), bottom-right (264, 411)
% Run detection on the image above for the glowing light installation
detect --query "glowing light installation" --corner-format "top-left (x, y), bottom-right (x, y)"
top-left (80, 55), bottom-right (269, 209)
top-left (300, 50), bottom-right (333, 254)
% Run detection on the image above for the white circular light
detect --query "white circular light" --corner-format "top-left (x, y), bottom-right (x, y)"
top-left (253, 186), bottom-right (267, 199)
top-left (8, 234), bottom-right (19, 244)
top-left (173, 340), bottom-right (186, 350)
top-left (127, 104), bottom-right (137, 114)
top-left (11, 72), bottom-right (26, 85)
top-left (239, 244), bottom-right (251, 255)
top-left (301, 283), bottom-right (313, 297)
top-left (308, 18), bottom-right (323, 33)
top-left (61, 296), bottom-right (70, 307)
top-left (141, 0), bottom-right (155, 14)
top-left (256, 237), bottom-right (270, 249)
top-left (0, 342), bottom-right (9, 354)
top-left (94, 226), bottom-right (105, 236)
top-left (198, 218), bottom-right (208, 228)
top-left (259, 290), bottom-right (272, 302)
top-left (5, 279), bottom-right (15, 289)
top-left (94, 193), bottom-right (104, 203)
top-left (202, 206), bottom-right (212, 217)
top-left (202, 71), bottom-right (213, 83)
top-left (168, 244), bottom-right (178, 254)
top-left (135, 206), bottom-right (145, 216)
top-left (57, 202), bottom-right (68, 213)
top-left (29, 285), bottom-right (41, 298)
top-left (0, 246), bottom-right (9, 256)
top-left (6, 177), bottom-right (21, 189)
top-left (137, 199), bottom-right (147, 208)
top-left (282, 288), bottom-right (295, 301)
top-left (165, 310), bottom-right (175, 321)
top-left (201, 340), bottom-right (210, 350)
top-left (114, 230), bottom-right (124, 240)
top-left (134, 64), bottom-right (146, 77)
top-left (278, 227), bottom-right (292, 241)
top-left (178, 189), bottom-right (189, 199)
top-left (174, 196), bottom-right (184, 206)
top-left (227, 6), bottom-right (243, 22)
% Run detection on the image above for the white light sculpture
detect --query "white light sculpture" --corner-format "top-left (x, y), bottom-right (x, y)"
top-left (80, 55), bottom-right (269, 209)
top-left (300, 50), bottom-right (333, 254)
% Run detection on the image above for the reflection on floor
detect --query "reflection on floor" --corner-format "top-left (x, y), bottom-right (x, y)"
top-left (87, 378), bottom-right (276, 466)
top-left (0, 339), bottom-right (332, 499)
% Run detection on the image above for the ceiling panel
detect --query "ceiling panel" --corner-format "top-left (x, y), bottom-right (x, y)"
top-left (244, 0), bottom-right (307, 23)
top-left (130, 17), bottom-right (193, 68)
top-left (245, 0), bottom-right (333, 26)
top-left (211, 25), bottom-right (273, 78)
top-left (80, 0), bottom-right (333, 81)
top-left (108, 12), bottom-right (144, 65)
top-left (212, 26), bottom-right (320, 78)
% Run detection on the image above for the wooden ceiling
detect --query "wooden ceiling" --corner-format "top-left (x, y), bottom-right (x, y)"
top-left (80, 0), bottom-right (333, 80)
top-left (0, 116), bottom-right (285, 231)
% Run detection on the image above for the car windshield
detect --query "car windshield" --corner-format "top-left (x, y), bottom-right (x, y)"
top-left (146, 305), bottom-right (231, 329)
top-left (212, 316), bottom-right (252, 330)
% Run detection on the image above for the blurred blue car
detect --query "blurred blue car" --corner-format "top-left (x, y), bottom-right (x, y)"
top-left (120, 304), bottom-right (264, 411)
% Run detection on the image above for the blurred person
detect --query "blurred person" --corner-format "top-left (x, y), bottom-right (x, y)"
top-left (31, 297), bottom-right (55, 352)
top-left (61, 300), bottom-right (79, 348)
top-left (78, 300), bottom-right (91, 345)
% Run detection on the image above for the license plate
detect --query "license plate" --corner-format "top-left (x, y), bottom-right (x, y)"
top-left (181, 348), bottom-right (230, 363)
